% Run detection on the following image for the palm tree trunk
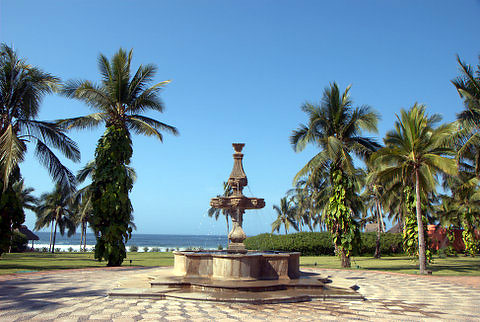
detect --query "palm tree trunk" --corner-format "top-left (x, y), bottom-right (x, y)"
top-left (80, 221), bottom-right (85, 252)
top-left (83, 224), bottom-right (87, 252)
top-left (374, 214), bottom-right (381, 259)
top-left (52, 218), bottom-right (58, 254)
top-left (49, 220), bottom-right (54, 252)
top-left (374, 201), bottom-right (382, 259)
top-left (415, 167), bottom-right (427, 274)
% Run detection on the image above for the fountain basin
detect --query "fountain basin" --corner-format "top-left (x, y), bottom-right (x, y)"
top-left (173, 250), bottom-right (300, 280)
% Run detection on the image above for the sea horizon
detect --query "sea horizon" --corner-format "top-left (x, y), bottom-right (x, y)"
top-left (33, 232), bottom-right (229, 252)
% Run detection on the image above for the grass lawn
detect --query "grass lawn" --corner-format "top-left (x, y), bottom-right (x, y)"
top-left (1, 252), bottom-right (479, 276)
top-left (301, 255), bottom-right (480, 276)
top-left (0, 252), bottom-right (173, 275)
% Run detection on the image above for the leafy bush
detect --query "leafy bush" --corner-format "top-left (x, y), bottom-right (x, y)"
top-left (245, 232), bottom-right (404, 256)
top-left (129, 245), bottom-right (138, 252)
top-left (68, 247), bottom-right (74, 252)
top-left (357, 232), bottom-right (404, 256)
top-left (143, 247), bottom-right (149, 252)
top-left (151, 247), bottom-right (160, 252)
top-left (10, 231), bottom-right (28, 252)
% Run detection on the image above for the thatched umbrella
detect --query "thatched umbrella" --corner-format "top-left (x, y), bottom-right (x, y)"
top-left (16, 225), bottom-right (39, 249)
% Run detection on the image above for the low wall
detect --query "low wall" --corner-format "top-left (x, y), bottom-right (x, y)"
top-left (427, 225), bottom-right (480, 251)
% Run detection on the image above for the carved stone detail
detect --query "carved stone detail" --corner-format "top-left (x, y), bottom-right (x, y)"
top-left (210, 143), bottom-right (265, 252)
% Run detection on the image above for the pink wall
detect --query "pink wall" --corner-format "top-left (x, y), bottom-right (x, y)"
top-left (427, 225), bottom-right (480, 251)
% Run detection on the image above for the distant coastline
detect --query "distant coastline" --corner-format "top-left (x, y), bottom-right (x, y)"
top-left (34, 232), bottom-right (228, 252)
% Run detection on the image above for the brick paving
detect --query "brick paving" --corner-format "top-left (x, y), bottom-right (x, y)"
top-left (0, 266), bottom-right (479, 321)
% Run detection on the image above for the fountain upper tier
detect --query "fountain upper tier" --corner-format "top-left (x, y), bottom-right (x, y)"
top-left (209, 143), bottom-right (265, 252)
top-left (209, 143), bottom-right (265, 210)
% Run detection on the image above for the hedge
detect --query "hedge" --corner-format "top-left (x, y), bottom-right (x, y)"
top-left (244, 232), bottom-right (403, 256)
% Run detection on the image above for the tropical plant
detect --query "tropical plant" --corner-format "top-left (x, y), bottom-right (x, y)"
top-left (0, 44), bottom-right (79, 255)
top-left (0, 44), bottom-right (79, 190)
top-left (452, 55), bottom-right (480, 176)
top-left (59, 48), bottom-right (178, 266)
top-left (12, 179), bottom-right (38, 211)
top-left (34, 185), bottom-right (76, 253)
top-left (363, 165), bottom-right (386, 258)
top-left (290, 82), bottom-right (379, 267)
top-left (74, 160), bottom-right (137, 252)
top-left (271, 197), bottom-right (298, 234)
top-left (372, 104), bottom-right (457, 274)
top-left (439, 172), bottom-right (480, 256)
top-left (208, 182), bottom-right (232, 243)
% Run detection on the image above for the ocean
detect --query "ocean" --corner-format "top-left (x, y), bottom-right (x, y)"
top-left (34, 232), bottom-right (228, 252)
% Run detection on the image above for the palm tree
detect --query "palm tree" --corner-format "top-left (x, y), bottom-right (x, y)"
top-left (451, 55), bottom-right (480, 177)
top-left (363, 166), bottom-right (386, 258)
top-left (372, 104), bottom-right (457, 274)
top-left (58, 48), bottom-right (177, 266)
top-left (12, 179), bottom-right (38, 212)
top-left (0, 44), bottom-right (79, 255)
top-left (208, 182), bottom-right (232, 243)
top-left (290, 82), bottom-right (379, 267)
top-left (0, 44), bottom-right (79, 190)
top-left (271, 197), bottom-right (298, 234)
top-left (35, 185), bottom-right (76, 253)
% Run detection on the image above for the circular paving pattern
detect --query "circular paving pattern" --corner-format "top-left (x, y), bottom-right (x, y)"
top-left (0, 266), bottom-right (479, 321)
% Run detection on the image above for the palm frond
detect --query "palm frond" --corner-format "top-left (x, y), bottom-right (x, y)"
top-left (19, 120), bottom-right (80, 162)
top-left (56, 113), bottom-right (107, 130)
top-left (35, 140), bottom-right (76, 192)
top-left (0, 124), bottom-right (27, 188)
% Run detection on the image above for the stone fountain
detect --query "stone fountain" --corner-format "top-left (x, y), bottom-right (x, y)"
top-left (108, 143), bottom-right (362, 303)
top-left (173, 143), bottom-right (300, 281)
top-left (210, 143), bottom-right (264, 253)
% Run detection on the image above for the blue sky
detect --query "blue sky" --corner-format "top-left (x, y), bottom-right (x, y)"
top-left (1, 0), bottom-right (479, 235)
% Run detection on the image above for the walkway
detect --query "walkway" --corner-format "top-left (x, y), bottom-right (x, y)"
top-left (0, 267), bottom-right (479, 321)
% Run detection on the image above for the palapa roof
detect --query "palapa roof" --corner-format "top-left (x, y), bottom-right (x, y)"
top-left (16, 225), bottom-right (39, 241)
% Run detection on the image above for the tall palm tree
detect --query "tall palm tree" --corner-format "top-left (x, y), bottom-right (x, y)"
top-left (452, 55), bottom-right (480, 176)
top-left (271, 197), bottom-right (298, 234)
top-left (0, 44), bottom-right (80, 190)
top-left (59, 48), bottom-right (178, 266)
top-left (208, 182), bottom-right (232, 243)
top-left (372, 104), bottom-right (457, 274)
top-left (0, 44), bottom-right (79, 255)
top-left (35, 185), bottom-right (76, 253)
top-left (290, 82), bottom-right (379, 267)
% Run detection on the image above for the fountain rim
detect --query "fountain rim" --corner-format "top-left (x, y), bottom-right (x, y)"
top-left (173, 250), bottom-right (301, 258)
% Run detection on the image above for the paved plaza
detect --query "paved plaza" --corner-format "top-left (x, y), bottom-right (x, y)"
top-left (0, 266), bottom-right (479, 321)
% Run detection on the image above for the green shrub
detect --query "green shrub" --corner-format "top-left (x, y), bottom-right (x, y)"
top-left (151, 247), bottom-right (160, 252)
top-left (357, 232), bottom-right (404, 256)
top-left (245, 232), bottom-right (404, 256)
top-left (244, 232), bottom-right (335, 256)
top-left (143, 247), bottom-right (149, 252)
top-left (10, 231), bottom-right (28, 252)
top-left (129, 245), bottom-right (138, 252)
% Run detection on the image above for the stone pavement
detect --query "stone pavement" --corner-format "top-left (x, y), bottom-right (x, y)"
top-left (0, 266), bottom-right (479, 321)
